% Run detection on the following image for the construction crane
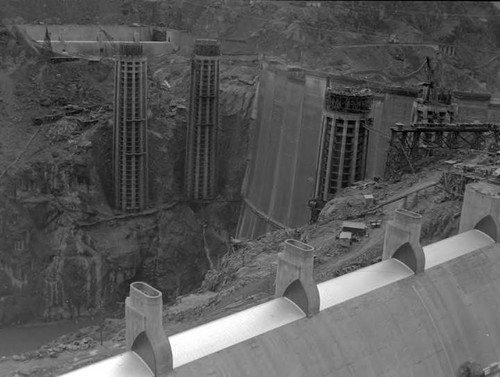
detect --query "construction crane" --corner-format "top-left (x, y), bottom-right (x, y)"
top-left (418, 56), bottom-right (451, 105)
top-left (421, 56), bottom-right (434, 102)
top-left (97, 26), bottom-right (118, 56)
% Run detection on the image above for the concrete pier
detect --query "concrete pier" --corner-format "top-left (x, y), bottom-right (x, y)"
top-left (383, 208), bottom-right (425, 273)
top-left (275, 239), bottom-right (319, 317)
top-left (459, 181), bottom-right (500, 241)
top-left (125, 282), bottom-right (172, 375)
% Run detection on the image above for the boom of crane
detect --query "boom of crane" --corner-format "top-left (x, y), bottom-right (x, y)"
top-left (419, 56), bottom-right (452, 106)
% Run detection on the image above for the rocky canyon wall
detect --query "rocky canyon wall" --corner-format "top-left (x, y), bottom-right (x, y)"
top-left (0, 49), bottom-right (257, 325)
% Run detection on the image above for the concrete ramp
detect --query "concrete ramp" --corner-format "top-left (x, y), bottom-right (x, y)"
top-left (59, 351), bottom-right (153, 377)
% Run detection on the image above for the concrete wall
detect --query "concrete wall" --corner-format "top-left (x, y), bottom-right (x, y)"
top-left (365, 92), bottom-right (415, 179)
top-left (21, 24), bottom-right (152, 42)
top-left (20, 24), bottom-right (185, 51)
top-left (44, 41), bottom-right (173, 59)
top-left (452, 93), bottom-right (500, 123)
top-left (455, 99), bottom-right (490, 122)
top-left (488, 103), bottom-right (500, 122)
top-left (237, 66), bottom-right (326, 238)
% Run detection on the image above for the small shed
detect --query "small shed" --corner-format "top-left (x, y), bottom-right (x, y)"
top-left (339, 232), bottom-right (352, 248)
top-left (342, 221), bottom-right (367, 236)
top-left (363, 194), bottom-right (374, 207)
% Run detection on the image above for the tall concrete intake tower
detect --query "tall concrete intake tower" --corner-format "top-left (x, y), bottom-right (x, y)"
top-left (314, 84), bottom-right (373, 201)
top-left (185, 39), bottom-right (220, 200)
top-left (112, 43), bottom-right (149, 212)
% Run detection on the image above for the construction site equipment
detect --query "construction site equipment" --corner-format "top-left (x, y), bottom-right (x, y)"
top-left (440, 161), bottom-right (500, 198)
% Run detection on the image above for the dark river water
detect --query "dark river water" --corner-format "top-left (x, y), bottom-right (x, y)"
top-left (0, 317), bottom-right (103, 357)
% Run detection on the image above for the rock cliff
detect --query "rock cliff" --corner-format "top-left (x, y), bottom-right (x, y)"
top-left (0, 22), bottom-right (258, 324)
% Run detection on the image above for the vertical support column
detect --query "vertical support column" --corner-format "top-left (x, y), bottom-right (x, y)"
top-left (361, 123), bottom-right (369, 180)
top-left (125, 282), bottom-right (172, 374)
top-left (112, 43), bottom-right (148, 212)
top-left (350, 118), bottom-right (360, 185)
top-left (314, 114), bottom-right (327, 199)
top-left (412, 131), bottom-right (421, 156)
top-left (323, 115), bottom-right (335, 200)
top-left (186, 39), bottom-right (220, 200)
top-left (275, 239), bottom-right (320, 317)
top-left (336, 120), bottom-right (348, 193)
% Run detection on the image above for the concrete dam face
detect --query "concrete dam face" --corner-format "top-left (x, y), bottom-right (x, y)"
top-left (236, 66), bottom-right (326, 238)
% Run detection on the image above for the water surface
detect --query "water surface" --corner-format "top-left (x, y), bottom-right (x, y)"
top-left (0, 317), bottom-right (103, 357)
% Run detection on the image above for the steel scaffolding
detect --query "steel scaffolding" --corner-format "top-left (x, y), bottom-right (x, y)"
top-left (113, 43), bottom-right (149, 212)
top-left (185, 39), bottom-right (220, 200)
top-left (315, 87), bottom-right (373, 201)
top-left (385, 123), bottom-right (500, 180)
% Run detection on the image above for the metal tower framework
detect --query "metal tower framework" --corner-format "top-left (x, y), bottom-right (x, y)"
top-left (385, 123), bottom-right (500, 180)
top-left (113, 43), bottom-right (149, 212)
top-left (185, 39), bottom-right (220, 200)
top-left (314, 87), bottom-right (372, 201)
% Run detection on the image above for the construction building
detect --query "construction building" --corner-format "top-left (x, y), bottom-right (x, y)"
top-left (314, 83), bottom-right (372, 201)
top-left (112, 43), bottom-right (149, 212)
top-left (341, 221), bottom-right (367, 236)
top-left (185, 39), bottom-right (221, 200)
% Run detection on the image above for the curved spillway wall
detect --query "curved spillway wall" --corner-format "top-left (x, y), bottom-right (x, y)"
top-left (236, 66), bottom-right (326, 238)
top-left (59, 351), bottom-right (153, 377)
top-left (172, 238), bottom-right (499, 377)
top-left (174, 243), bottom-right (500, 376)
top-left (169, 297), bottom-right (305, 368)
top-left (59, 224), bottom-right (497, 376)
